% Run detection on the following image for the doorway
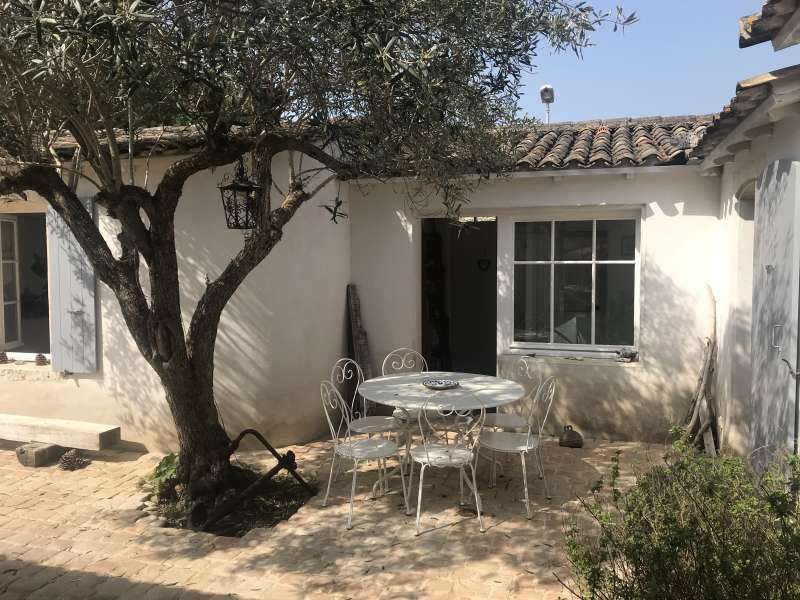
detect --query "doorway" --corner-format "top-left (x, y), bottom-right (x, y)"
top-left (421, 217), bottom-right (497, 375)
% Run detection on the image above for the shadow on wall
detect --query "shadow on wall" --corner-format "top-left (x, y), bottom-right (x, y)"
top-left (501, 261), bottom-right (713, 444)
top-left (717, 306), bottom-right (753, 455)
top-left (100, 170), bottom-right (346, 453)
top-left (751, 159), bottom-right (798, 471)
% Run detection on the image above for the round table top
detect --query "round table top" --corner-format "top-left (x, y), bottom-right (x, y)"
top-left (359, 371), bottom-right (525, 411)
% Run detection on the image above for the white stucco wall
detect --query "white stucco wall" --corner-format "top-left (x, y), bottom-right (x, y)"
top-left (715, 115), bottom-right (800, 458)
top-left (0, 152), bottom-right (350, 451)
top-left (349, 169), bottom-right (720, 443)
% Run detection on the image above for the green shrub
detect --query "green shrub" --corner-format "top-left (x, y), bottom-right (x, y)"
top-left (564, 429), bottom-right (800, 600)
top-left (149, 453), bottom-right (178, 499)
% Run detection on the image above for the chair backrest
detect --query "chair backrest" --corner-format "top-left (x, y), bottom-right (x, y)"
top-left (417, 398), bottom-right (485, 464)
top-left (320, 379), bottom-right (352, 450)
top-left (526, 377), bottom-right (556, 445)
top-left (505, 357), bottom-right (541, 417)
top-left (381, 348), bottom-right (428, 375)
top-left (331, 358), bottom-right (366, 418)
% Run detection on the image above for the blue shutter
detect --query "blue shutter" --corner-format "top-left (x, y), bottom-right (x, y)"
top-left (46, 199), bottom-right (97, 373)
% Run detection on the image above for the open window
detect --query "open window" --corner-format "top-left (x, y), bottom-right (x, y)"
top-left (0, 197), bottom-right (96, 372)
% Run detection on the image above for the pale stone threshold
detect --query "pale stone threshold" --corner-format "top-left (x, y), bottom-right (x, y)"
top-left (0, 362), bottom-right (63, 381)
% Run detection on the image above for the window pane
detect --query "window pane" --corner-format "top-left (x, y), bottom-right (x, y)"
top-left (2, 263), bottom-right (16, 301)
top-left (1, 222), bottom-right (15, 260)
top-left (514, 264), bottom-right (550, 342)
top-left (515, 222), bottom-right (550, 261)
top-left (554, 220), bottom-right (592, 260)
top-left (596, 264), bottom-right (635, 345)
top-left (3, 303), bottom-right (18, 343)
top-left (596, 220), bottom-right (635, 260)
top-left (554, 265), bottom-right (591, 344)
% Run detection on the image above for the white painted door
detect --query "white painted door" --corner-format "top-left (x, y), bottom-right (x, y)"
top-left (0, 217), bottom-right (22, 350)
top-left (751, 159), bottom-right (800, 466)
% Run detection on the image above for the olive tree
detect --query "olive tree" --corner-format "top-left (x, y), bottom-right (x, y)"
top-left (0, 0), bottom-right (632, 496)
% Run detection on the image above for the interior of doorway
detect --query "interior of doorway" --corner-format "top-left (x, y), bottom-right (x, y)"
top-left (421, 217), bottom-right (497, 375)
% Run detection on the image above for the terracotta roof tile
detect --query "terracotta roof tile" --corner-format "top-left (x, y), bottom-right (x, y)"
top-left (739, 0), bottom-right (798, 48)
top-left (692, 64), bottom-right (800, 162)
top-left (514, 115), bottom-right (712, 171)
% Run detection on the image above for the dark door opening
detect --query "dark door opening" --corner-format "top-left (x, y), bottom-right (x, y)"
top-left (421, 217), bottom-right (497, 375)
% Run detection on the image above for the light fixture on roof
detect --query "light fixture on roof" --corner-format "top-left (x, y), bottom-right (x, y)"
top-left (540, 85), bottom-right (555, 125)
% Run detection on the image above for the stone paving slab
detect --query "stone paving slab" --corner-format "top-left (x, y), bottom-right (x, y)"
top-left (0, 438), bottom-right (664, 599)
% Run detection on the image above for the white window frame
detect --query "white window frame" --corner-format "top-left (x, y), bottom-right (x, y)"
top-left (507, 212), bottom-right (641, 355)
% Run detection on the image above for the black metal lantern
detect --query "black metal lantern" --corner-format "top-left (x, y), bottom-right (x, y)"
top-left (218, 156), bottom-right (262, 230)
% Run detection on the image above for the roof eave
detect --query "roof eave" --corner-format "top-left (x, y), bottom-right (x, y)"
top-left (738, 0), bottom-right (800, 49)
top-left (700, 67), bottom-right (800, 172)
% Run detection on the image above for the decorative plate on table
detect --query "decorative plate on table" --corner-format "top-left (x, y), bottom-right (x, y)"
top-left (422, 378), bottom-right (459, 390)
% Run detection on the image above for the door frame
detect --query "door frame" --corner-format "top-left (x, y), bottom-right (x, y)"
top-left (0, 216), bottom-right (22, 351)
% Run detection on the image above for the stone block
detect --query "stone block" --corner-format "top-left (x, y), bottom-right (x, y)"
top-left (15, 443), bottom-right (67, 467)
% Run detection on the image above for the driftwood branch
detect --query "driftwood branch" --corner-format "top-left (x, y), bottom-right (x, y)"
top-left (684, 287), bottom-right (719, 456)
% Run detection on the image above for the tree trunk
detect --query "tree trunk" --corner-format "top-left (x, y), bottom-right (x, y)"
top-left (159, 361), bottom-right (232, 496)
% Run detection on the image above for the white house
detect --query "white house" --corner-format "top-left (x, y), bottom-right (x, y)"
top-left (1, 1), bottom-right (800, 461)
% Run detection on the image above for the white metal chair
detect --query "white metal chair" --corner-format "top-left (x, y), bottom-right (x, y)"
top-left (381, 348), bottom-right (433, 426)
top-left (478, 377), bottom-right (556, 519)
top-left (331, 358), bottom-right (401, 437)
top-left (482, 357), bottom-right (540, 485)
top-left (320, 380), bottom-right (409, 529)
top-left (381, 347), bottom-right (429, 376)
top-left (483, 357), bottom-right (540, 431)
top-left (408, 400), bottom-right (486, 535)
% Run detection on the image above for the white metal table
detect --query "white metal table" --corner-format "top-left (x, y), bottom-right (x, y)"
top-left (358, 371), bottom-right (525, 499)
top-left (359, 371), bottom-right (526, 412)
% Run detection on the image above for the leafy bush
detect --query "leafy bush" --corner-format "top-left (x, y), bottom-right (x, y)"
top-left (149, 453), bottom-right (178, 499)
top-left (563, 429), bottom-right (800, 600)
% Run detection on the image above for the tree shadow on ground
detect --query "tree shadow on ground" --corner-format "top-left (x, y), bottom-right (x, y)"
top-left (0, 555), bottom-right (234, 599)
top-left (105, 438), bottom-right (663, 598)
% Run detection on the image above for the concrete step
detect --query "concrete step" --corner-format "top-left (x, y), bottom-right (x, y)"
top-left (0, 414), bottom-right (121, 451)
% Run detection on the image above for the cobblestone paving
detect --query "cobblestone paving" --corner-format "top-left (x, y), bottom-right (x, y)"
top-left (0, 437), bottom-right (663, 599)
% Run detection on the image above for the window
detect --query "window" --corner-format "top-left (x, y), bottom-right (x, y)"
top-left (513, 218), bottom-right (638, 349)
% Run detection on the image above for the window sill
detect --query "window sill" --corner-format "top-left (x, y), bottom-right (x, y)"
top-left (500, 352), bottom-right (641, 368)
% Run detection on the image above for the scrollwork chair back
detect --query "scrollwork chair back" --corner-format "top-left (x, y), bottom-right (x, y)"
top-left (381, 348), bottom-right (428, 375)
top-left (526, 377), bottom-right (556, 448)
top-left (331, 358), bottom-right (367, 419)
top-left (320, 379), bottom-right (352, 451)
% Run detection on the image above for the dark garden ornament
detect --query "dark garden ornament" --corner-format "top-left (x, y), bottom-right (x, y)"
top-left (559, 425), bottom-right (584, 448)
top-left (218, 155), bottom-right (263, 230)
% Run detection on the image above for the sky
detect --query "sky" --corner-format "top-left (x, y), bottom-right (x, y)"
top-left (518, 1), bottom-right (800, 123)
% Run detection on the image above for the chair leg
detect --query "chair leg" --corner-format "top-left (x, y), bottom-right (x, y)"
top-left (536, 447), bottom-right (551, 500)
top-left (397, 452), bottom-right (410, 515)
top-left (347, 459), bottom-right (359, 530)
top-left (459, 466), bottom-right (465, 506)
top-left (535, 446), bottom-right (544, 479)
top-left (489, 450), bottom-right (497, 488)
top-left (520, 452), bottom-right (531, 520)
top-left (415, 463), bottom-right (427, 536)
top-left (407, 457), bottom-right (415, 512)
top-left (468, 463), bottom-right (485, 533)
top-left (323, 452), bottom-right (336, 508)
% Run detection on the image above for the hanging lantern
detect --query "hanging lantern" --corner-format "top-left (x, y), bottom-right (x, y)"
top-left (218, 156), bottom-right (262, 230)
